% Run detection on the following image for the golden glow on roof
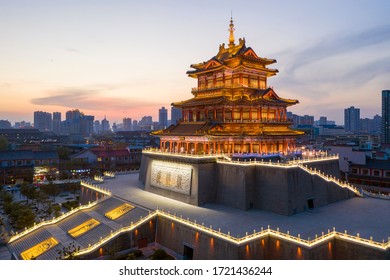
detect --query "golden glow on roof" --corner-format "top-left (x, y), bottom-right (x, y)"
top-left (20, 237), bottom-right (58, 260)
top-left (105, 203), bottom-right (134, 220)
top-left (68, 218), bottom-right (100, 238)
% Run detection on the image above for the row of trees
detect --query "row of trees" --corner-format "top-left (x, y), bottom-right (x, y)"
top-left (0, 182), bottom-right (79, 230)
top-left (0, 191), bottom-right (35, 230)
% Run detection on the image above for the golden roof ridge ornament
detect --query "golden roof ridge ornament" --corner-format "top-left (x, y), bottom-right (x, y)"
top-left (228, 16), bottom-right (235, 48)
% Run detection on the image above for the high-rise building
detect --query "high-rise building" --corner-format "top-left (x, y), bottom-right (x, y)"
top-left (0, 120), bottom-right (11, 129)
top-left (112, 122), bottom-right (118, 132)
top-left (373, 114), bottom-right (382, 134)
top-left (123, 118), bottom-right (132, 131)
top-left (34, 111), bottom-right (52, 131)
top-left (94, 120), bottom-right (101, 134)
top-left (139, 116), bottom-right (153, 131)
top-left (382, 90), bottom-right (390, 144)
top-left (132, 120), bottom-right (139, 131)
top-left (299, 115), bottom-right (314, 126)
top-left (81, 115), bottom-right (94, 137)
top-left (344, 106), bottom-right (360, 132)
top-left (359, 115), bottom-right (382, 134)
top-left (140, 116), bottom-right (152, 125)
top-left (171, 107), bottom-right (182, 125)
top-left (159, 107), bottom-right (168, 129)
top-left (52, 112), bottom-right (61, 135)
top-left (101, 117), bottom-right (110, 132)
top-left (319, 116), bottom-right (327, 126)
top-left (14, 121), bottom-right (32, 128)
top-left (64, 109), bottom-right (82, 134)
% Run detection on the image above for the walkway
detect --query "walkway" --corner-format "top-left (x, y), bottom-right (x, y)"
top-left (105, 173), bottom-right (390, 241)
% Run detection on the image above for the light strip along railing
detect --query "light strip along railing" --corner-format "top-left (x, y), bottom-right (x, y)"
top-left (9, 176), bottom-right (385, 255)
top-left (8, 198), bottom-right (107, 243)
top-left (144, 147), bottom-right (339, 166)
top-left (217, 155), bottom-right (339, 167)
top-left (80, 180), bottom-right (112, 196)
top-left (103, 171), bottom-right (116, 178)
top-left (10, 208), bottom-right (390, 256)
top-left (75, 211), bottom-right (157, 257)
top-left (297, 164), bottom-right (362, 197)
top-left (9, 181), bottom-right (112, 243)
top-left (156, 210), bottom-right (390, 250)
top-left (143, 148), bottom-right (229, 160)
top-left (216, 155), bottom-right (362, 196)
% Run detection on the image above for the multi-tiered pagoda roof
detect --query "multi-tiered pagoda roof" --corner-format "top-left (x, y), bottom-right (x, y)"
top-left (153, 18), bottom-right (303, 154)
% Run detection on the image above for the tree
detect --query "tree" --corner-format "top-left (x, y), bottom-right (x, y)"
top-left (0, 136), bottom-right (8, 151)
top-left (56, 242), bottom-right (80, 260)
top-left (40, 183), bottom-right (60, 202)
top-left (20, 184), bottom-right (37, 203)
top-left (36, 191), bottom-right (49, 210)
top-left (52, 204), bottom-right (61, 218)
top-left (0, 190), bottom-right (14, 205)
top-left (148, 249), bottom-right (174, 260)
top-left (8, 203), bottom-right (35, 230)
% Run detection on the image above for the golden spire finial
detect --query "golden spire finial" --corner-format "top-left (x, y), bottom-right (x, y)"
top-left (228, 15), bottom-right (235, 48)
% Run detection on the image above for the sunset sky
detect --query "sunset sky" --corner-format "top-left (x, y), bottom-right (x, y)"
top-left (1, 0), bottom-right (389, 125)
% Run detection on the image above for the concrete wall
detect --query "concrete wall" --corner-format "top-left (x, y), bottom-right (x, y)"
top-left (304, 159), bottom-right (341, 178)
top-left (216, 164), bottom-right (256, 210)
top-left (76, 215), bottom-right (388, 260)
top-left (197, 162), bottom-right (218, 206)
top-left (156, 216), bottom-right (239, 260)
top-left (286, 167), bottom-right (353, 215)
top-left (81, 217), bottom-right (157, 259)
top-left (139, 154), bottom-right (355, 215)
top-left (254, 166), bottom-right (289, 215)
top-left (154, 216), bottom-right (389, 260)
top-left (80, 184), bottom-right (106, 204)
top-left (215, 160), bottom-right (353, 216)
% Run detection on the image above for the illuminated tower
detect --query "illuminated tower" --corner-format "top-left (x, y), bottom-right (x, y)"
top-left (153, 18), bottom-right (303, 154)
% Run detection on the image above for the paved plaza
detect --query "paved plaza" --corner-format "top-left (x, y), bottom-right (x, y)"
top-left (105, 173), bottom-right (390, 241)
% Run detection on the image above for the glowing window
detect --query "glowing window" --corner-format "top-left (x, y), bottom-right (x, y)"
top-left (68, 218), bottom-right (100, 238)
top-left (105, 203), bottom-right (134, 220)
top-left (20, 237), bottom-right (58, 260)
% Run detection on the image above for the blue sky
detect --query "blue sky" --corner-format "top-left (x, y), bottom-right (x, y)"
top-left (0, 0), bottom-right (389, 124)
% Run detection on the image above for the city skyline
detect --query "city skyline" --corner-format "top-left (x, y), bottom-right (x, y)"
top-left (1, 1), bottom-right (389, 124)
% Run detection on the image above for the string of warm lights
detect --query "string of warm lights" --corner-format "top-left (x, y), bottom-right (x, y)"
top-left (297, 164), bottom-right (362, 196)
top-left (75, 211), bottom-right (157, 256)
top-left (93, 175), bottom-right (105, 182)
top-left (8, 198), bottom-right (106, 242)
top-left (74, 209), bottom-right (390, 257)
top-left (10, 176), bottom-right (387, 258)
top-left (80, 180), bottom-right (111, 195)
top-left (143, 148), bottom-right (339, 165)
top-left (156, 210), bottom-right (389, 249)
top-left (103, 171), bottom-right (116, 178)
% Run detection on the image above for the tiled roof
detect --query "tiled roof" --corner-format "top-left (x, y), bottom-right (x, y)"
top-left (352, 159), bottom-right (390, 170)
top-left (155, 122), bottom-right (214, 136)
top-left (0, 150), bottom-right (34, 160)
top-left (173, 96), bottom-right (225, 107)
top-left (92, 149), bottom-right (130, 157)
top-left (33, 151), bottom-right (59, 160)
